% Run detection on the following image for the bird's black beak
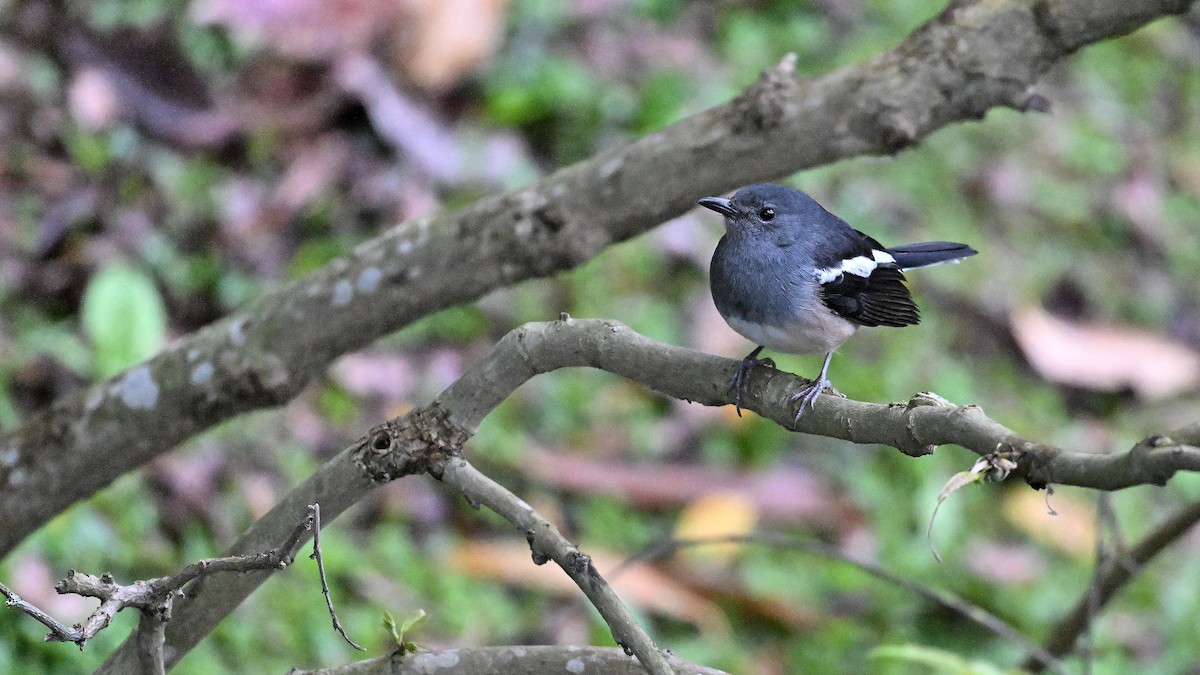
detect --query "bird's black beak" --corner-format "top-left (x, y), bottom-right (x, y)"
top-left (697, 196), bottom-right (736, 218)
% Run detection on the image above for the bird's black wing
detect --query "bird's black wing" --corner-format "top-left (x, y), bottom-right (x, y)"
top-left (815, 231), bottom-right (920, 328)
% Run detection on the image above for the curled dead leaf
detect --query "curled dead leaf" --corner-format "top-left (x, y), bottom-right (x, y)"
top-left (927, 470), bottom-right (981, 564)
top-left (927, 453), bottom-right (1017, 562)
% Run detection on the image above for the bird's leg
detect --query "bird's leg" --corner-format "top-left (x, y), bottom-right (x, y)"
top-left (790, 351), bottom-right (834, 421)
top-left (729, 346), bottom-right (775, 417)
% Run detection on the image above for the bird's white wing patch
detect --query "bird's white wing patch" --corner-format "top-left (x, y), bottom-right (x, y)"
top-left (815, 249), bottom-right (895, 283)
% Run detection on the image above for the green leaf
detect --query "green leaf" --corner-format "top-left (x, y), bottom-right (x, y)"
top-left (383, 611), bottom-right (400, 645)
top-left (66, 129), bottom-right (112, 176)
top-left (870, 643), bottom-right (1013, 675)
top-left (382, 608), bottom-right (427, 653)
top-left (81, 263), bottom-right (168, 378)
top-left (397, 608), bottom-right (427, 636)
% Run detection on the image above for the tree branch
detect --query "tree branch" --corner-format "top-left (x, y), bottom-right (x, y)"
top-left (97, 318), bottom-right (1200, 671)
top-left (347, 405), bottom-right (674, 671)
top-left (288, 646), bottom-right (725, 675)
top-left (3, 506), bottom-right (314, 669)
top-left (437, 457), bottom-right (673, 674)
top-left (1025, 496), bottom-right (1200, 670)
top-left (1, 0), bottom-right (1191, 558)
top-left (615, 532), bottom-right (1067, 675)
top-left (0, 580), bottom-right (86, 648)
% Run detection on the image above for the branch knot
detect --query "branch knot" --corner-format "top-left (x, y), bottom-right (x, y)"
top-left (352, 403), bottom-right (470, 482)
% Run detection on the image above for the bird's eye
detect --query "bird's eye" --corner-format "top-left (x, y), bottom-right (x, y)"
top-left (758, 207), bottom-right (776, 222)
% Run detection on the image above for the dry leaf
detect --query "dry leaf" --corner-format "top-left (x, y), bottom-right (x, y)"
top-left (1002, 488), bottom-right (1095, 558)
top-left (523, 448), bottom-right (853, 528)
top-left (660, 558), bottom-right (822, 631)
top-left (965, 539), bottom-right (1046, 586)
top-left (927, 464), bottom-right (988, 563)
top-left (1011, 305), bottom-right (1200, 400)
top-left (193, 0), bottom-right (403, 60)
top-left (673, 491), bottom-right (758, 564)
top-left (449, 539), bottom-right (727, 633)
top-left (395, 0), bottom-right (508, 90)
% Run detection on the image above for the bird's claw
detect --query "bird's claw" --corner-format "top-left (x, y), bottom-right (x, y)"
top-left (729, 354), bottom-right (774, 417)
top-left (790, 378), bottom-right (831, 422)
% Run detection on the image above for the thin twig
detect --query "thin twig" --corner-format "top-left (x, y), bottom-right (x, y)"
top-left (1080, 494), bottom-right (1120, 675)
top-left (1022, 494), bottom-right (1200, 667)
top-left (1026, 496), bottom-right (1200, 670)
top-left (438, 457), bottom-right (674, 675)
top-left (310, 503), bottom-right (365, 651)
top-left (0, 580), bottom-right (86, 646)
top-left (163, 508), bottom-right (316, 594)
top-left (2, 508), bottom-right (318, 653)
top-left (614, 532), bottom-right (1068, 675)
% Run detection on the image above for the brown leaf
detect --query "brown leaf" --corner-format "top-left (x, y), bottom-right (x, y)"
top-left (1002, 487), bottom-right (1095, 558)
top-left (523, 449), bottom-right (856, 529)
top-left (193, 0), bottom-right (402, 61)
top-left (965, 539), bottom-right (1047, 585)
top-left (394, 0), bottom-right (508, 91)
top-left (660, 558), bottom-right (822, 632)
top-left (449, 539), bottom-right (727, 633)
top-left (929, 454), bottom-right (1025, 563)
top-left (673, 491), bottom-right (758, 565)
top-left (1011, 305), bottom-right (1200, 400)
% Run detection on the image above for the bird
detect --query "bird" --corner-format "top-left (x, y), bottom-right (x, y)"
top-left (698, 183), bottom-right (977, 420)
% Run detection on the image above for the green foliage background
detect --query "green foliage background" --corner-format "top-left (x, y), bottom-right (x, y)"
top-left (2, 1), bottom-right (1200, 673)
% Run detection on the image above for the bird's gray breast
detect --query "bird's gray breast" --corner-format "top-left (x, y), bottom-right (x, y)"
top-left (710, 235), bottom-right (801, 323)
top-left (709, 234), bottom-right (856, 354)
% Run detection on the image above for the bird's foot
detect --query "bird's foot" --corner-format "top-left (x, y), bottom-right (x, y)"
top-left (790, 377), bottom-right (832, 422)
top-left (729, 350), bottom-right (775, 417)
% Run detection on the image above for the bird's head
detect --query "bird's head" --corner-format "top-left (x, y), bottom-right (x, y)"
top-left (697, 183), bottom-right (832, 240)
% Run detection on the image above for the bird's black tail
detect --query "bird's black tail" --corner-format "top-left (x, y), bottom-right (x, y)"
top-left (886, 242), bottom-right (977, 270)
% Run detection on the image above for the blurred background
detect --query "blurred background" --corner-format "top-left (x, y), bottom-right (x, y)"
top-left (2, 0), bottom-right (1200, 673)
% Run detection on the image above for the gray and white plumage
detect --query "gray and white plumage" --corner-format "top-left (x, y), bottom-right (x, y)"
top-left (699, 183), bottom-right (977, 419)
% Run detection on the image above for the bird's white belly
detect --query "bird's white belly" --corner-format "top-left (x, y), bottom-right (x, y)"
top-left (724, 309), bottom-right (857, 355)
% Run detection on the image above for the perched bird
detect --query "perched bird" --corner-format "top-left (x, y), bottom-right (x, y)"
top-left (698, 183), bottom-right (977, 420)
